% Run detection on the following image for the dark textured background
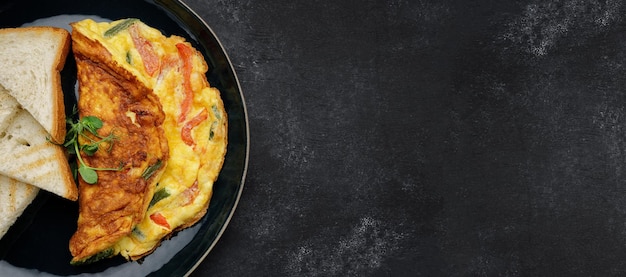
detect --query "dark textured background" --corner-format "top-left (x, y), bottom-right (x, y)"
top-left (186, 0), bottom-right (626, 276)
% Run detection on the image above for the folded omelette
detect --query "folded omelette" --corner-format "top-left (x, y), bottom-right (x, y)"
top-left (69, 18), bottom-right (228, 264)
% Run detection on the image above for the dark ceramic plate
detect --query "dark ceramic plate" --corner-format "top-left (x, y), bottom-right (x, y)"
top-left (0, 0), bottom-right (248, 276)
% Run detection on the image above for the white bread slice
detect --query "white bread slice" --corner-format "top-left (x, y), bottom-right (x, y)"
top-left (0, 84), bottom-right (20, 133)
top-left (0, 108), bottom-right (77, 201)
top-left (0, 26), bottom-right (70, 143)
top-left (0, 175), bottom-right (39, 239)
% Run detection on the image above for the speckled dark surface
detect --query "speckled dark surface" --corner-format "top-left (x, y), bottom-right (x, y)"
top-left (187, 0), bottom-right (626, 276)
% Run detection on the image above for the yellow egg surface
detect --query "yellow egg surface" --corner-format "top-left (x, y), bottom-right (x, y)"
top-left (71, 18), bottom-right (228, 260)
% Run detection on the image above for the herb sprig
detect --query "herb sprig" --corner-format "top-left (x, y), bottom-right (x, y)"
top-left (64, 112), bottom-right (122, 184)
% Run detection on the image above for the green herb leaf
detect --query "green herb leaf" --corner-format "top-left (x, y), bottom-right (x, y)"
top-left (82, 144), bottom-right (99, 156)
top-left (70, 248), bottom-right (114, 266)
top-left (78, 166), bottom-right (98, 184)
top-left (141, 160), bottom-right (162, 180)
top-left (61, 109), bottom-right (122, 184)
top-left (208, 121), bottom-right (217, 141)
top-left (132, 226), bottom-right (145, 240)
top-left (81, 116), bottom-right (103, 134)
top-left (104, 18), bottom-right (138, 38)
top-left (148, 188), bottom-right (170, 208)
top-left (211, 105), bottom-right (222, 120)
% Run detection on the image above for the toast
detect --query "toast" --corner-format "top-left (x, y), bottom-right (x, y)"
top-left (0, 84), bottom-right (20, 133)
top-left (0, 26), bottom-right (76, 240)
top-left (0, 26), bottom-right (70, 144)
top-left (0, 107), bottom-right (77, 201)
top-left (0, 175), bottom-right (39, 239)
top-left (0, 26), bottom-right (76, 201)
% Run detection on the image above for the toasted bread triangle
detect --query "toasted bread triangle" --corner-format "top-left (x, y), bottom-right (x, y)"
top-left (0, 84), bottom-right (20, 134)
top-left (0, 105), bottom-right (77, 201)
top-left (0, 175), bottom-right (39, 239)
top-left (0, 26), bottom-right (70, 143)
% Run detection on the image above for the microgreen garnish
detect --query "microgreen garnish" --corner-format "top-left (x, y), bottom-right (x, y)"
top-left (63, 110), bottom-right (122, 184)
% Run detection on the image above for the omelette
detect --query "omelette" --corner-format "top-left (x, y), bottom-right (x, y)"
top-left (69, 18), bottom-right (228, 263)
top-left (69, 25), bottom-right (169, 264)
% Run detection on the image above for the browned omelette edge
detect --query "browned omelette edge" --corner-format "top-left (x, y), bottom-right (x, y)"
top-left (68, 26), bottom-right (169, 263)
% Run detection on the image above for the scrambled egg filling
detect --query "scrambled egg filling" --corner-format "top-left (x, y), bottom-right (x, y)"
top-left (71, 19), bottom-right (227, 260)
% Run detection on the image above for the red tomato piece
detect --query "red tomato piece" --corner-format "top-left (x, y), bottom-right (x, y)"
top-left (181, 108), bottom-right (208, 147)
top-left (150, 212), bottom-right (170, 229)
top-left (176, 42), bottom-right (194, 123)
top-left (129, 25), bottom-right (160, 76)
top-left (181, 180), bottom-right (200, 206)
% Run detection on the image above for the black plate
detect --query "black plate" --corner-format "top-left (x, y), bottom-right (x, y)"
top-left (0, 0), bottom-right (249, 276)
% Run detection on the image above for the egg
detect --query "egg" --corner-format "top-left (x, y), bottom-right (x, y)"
top-left (71, 18), bottom-right (227, 261)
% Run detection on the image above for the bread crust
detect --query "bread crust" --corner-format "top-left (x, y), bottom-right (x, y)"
top-left (49, 27), bottom-right (71, 144)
